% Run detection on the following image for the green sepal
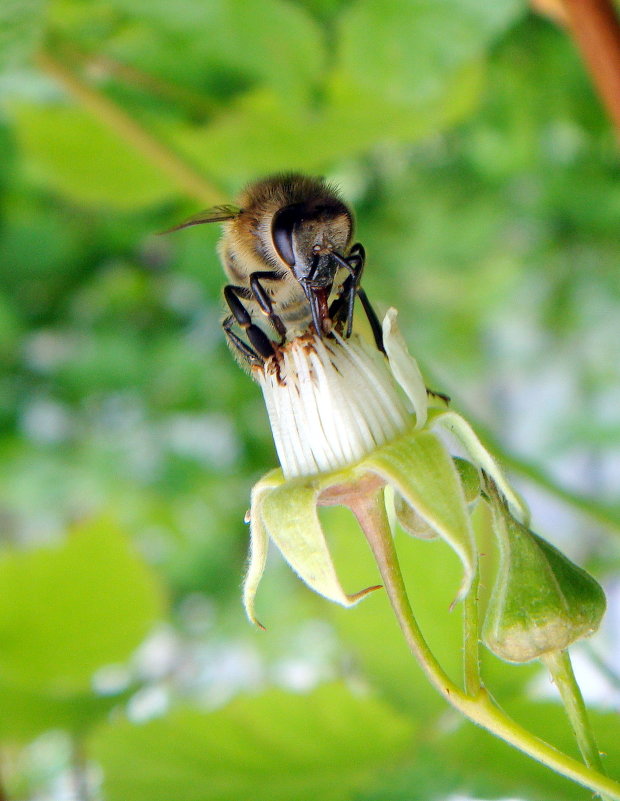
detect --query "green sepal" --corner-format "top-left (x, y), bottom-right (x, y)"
top-left (430, 409), bottom-right (529, 524)
top-left (364, 424), bottom-right (476, 603)
top-left (394, 457), bottom-right (479, 541)
top-left (483, 497), bottom-right (606, 663)
top-left (243, 469), bottom-right (285, 628)
top-left (394, 493), bottom-right (439, 540)
top-left (245, 467), bottom-right (379, 626)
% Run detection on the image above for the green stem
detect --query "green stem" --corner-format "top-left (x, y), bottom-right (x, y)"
top-left (36, 50), bottom-right (226, 206)
top-left (543, 650), bottom-right (609, 798)
top-left (348, 488), bottom-right (620, 801)
top-left (463, 567), bottom-right (481, 696)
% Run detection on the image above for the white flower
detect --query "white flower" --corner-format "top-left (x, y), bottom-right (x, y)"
top-left (254, 309), bottom-right (428, 479)
top-left (243, 309), bottom-right (528, 627)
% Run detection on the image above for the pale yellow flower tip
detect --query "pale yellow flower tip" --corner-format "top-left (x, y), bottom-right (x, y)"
top-left (382, 308), bottom-right (429, 428)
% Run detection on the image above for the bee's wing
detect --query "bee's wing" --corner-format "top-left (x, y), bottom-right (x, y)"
top-left (162, 204), bottom-right (242, 233)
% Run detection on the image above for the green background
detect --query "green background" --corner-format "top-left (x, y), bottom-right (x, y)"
top-left (1, 0), bottom-right (620, 798)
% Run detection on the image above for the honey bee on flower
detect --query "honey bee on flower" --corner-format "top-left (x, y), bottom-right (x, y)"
top-left (168, 172), bottom-right (610, 797)
top-left (169, 173), bottom-right (533, 629)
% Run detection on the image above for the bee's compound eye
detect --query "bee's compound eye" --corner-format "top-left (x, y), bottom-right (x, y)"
top-left (271, 204), bottom-right (302, 267)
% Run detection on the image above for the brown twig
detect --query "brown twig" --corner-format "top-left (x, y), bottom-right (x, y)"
top-left (36, 50), bottom-right (226, 205)
top-left (56, 42), bottom-right (219, 119)
top-left (558, 0), bottom-right (620, 133)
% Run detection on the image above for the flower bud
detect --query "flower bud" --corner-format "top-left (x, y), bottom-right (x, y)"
top-left (482, 491), bottom-right (606, 663)
top-left (454, 457), bottom-right (481, 504)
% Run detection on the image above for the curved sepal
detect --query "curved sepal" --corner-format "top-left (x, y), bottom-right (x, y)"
top-left (364, 425), bottom-right (476, 603)
top-left (259, 476), bottom-right (379, 609)
top-left (243, 469), bottom-right (285, 628)
top-left (431, 410), bottom-right (529, 524)
top-left (394, 457), bottom-right (480, 540)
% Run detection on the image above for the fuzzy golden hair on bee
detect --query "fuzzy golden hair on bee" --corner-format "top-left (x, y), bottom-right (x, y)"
top-left (166, 173), bottom-right (383, 370)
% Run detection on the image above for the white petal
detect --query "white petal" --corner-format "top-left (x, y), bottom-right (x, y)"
top-left (382, 308), bottom-right (428, 428)
top-left (255, 330), bottom-right (411, 479)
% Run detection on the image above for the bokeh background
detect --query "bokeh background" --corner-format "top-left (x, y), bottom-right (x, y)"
top-left (1, 0), bottom-right (620, 799)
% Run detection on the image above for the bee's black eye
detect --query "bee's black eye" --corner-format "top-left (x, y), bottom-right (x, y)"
top-left (271, 204), bottom-right (302, 267)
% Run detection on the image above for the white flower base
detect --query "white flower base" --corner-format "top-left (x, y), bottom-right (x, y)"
top-left (255, 322), bottom-right (415, 479)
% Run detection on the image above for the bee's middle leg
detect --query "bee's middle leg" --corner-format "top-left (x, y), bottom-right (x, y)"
top-left (222, 315), bottom-right (264, 367)
top-left (249, 272), bottom-right (287, 342)
top-left (223, 284), bottom-right (275, 360)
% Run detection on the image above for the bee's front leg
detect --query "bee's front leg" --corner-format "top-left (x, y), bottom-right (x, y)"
top-left (357, 287), bottom-right (384, 353)
top-left (329, 244), bottom-right (383, 351)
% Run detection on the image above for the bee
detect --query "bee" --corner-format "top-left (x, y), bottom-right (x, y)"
top-left (167, 173), bottom-right (384, 368)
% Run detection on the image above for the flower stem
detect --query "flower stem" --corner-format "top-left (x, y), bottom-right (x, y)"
top-left (542, 650), bottom-right (610, 799)
top-left (463, 567), bottom-right (481, 696)
top-left (349, 488), bottom-right (620, 801)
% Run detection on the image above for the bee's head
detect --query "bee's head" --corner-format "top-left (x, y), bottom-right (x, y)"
top-left (271, 199), bottom-right (352, 290)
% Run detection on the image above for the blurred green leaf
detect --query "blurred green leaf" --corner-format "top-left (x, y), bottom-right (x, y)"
top-left (0, 291), bottom-right (23, 362)
top-left (357, 700), bottom-right (620, 801)
top-left (0, 519), bottom-right (165, 692)
top-left (336, 0), bottom-right (524, 106)
top-left (104, 0), bottom-right (325, 103)
top-left (171, 62), bottom-right (483, 184)
top-left (91, 684), bottom-right (416, 801)
top-left (289, 0), bottom-right (350, 26)
top-left (355, 743), bottom-right (462, 801)
top-left (0, 207), bottom-right (86, 321)
top-left (0, 682), bottom-right (131, 742)
top-left (0, 0), bottom-right (47, 71)
top-left (11, 103), bottom-right (177, 207)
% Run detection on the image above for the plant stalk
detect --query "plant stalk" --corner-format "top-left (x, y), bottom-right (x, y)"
top-left (349, 488), bottom-right (620, 801)
top-left (543, 650), bottom-right (610, 799)
top-left (463, 567), bottom-right (481, 696)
